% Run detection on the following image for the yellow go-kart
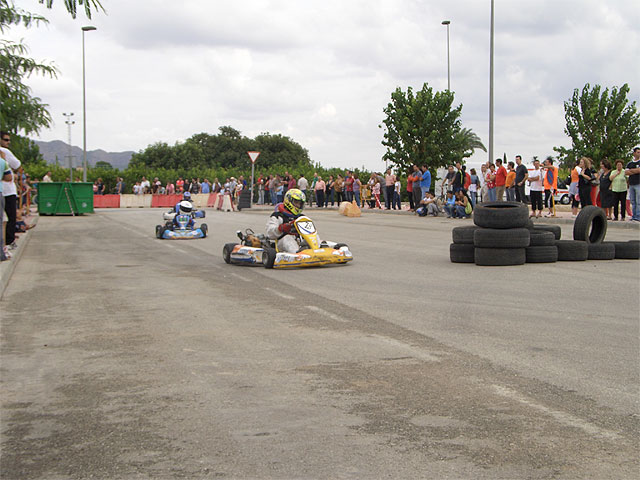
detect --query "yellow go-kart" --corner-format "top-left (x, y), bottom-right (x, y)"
top-left (222, 215), bottom-right (353, 269)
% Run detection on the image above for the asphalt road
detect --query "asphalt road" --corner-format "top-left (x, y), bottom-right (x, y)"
top-left (1, 208), bottom-right (639, 479)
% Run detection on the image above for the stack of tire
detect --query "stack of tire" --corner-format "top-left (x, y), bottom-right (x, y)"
top-left (562, 205), bottom-right (640, 261)
top-left (450, 202), bottom-right (639, 265)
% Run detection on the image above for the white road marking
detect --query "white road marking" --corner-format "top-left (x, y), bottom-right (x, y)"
top-left (230, 272), bottom-right (251, 282)
top-left (305, 305), bottom-right (349, 323)
top-left (264, 287), bottom-right (294, 300)
top-left (492, 385), bottom-right (620, 440)
top-left (366, 335), bottom-right (442, 362)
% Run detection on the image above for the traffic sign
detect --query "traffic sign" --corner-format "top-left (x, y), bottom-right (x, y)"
top-left (247, 151), bottom-right (260, 164)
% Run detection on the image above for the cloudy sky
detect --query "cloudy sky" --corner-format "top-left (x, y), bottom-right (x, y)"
top-left (8, 0), bottom-right (639, 170)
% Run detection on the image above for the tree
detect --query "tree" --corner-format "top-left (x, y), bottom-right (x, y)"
top-left (94, 160), bottom-right (112, 169)
top-left (453, 128), bottom-right (486, 160)
top-left (380, 83), bottom-right (478, 173)
top-left (41, 0), bottom-right (105, 19)
top-left (554, 83), bottom-right (640, 169)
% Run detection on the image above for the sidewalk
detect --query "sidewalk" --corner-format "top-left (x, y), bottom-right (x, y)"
top-left (0, 211), bottom-right (38, 300)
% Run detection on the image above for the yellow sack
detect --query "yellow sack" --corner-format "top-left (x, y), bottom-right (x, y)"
top-left (345, 200), bottom-right (361, 217)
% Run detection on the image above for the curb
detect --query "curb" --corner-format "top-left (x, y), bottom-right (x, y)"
top-left (0, 215), bottom-right (39, 300)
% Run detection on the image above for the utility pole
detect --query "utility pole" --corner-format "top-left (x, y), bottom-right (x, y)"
top-left (63, 113), bottom-right (75, 182)
top-left (488, 0), bottom-right (495, 166)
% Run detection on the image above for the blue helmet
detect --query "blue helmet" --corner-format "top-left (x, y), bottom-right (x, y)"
top-left (183, 192), bottom-right (192, 200)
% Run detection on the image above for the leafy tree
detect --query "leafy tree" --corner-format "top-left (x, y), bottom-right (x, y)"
top-left (453, 128), bottom-right (486, 160)
top-left (554, 83), bottom-right (640, 169)
top-left (94, 160), bottom-right (112, 169)
top-left (380, 83), bottom-right (479, 173)
top-left (40, 0), bottom-right (105, 19)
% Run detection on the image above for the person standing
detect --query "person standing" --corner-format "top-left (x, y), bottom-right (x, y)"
top-left (42, 171), bottom-right (53, 182)
top-left (411, 165), bottom-right (422, 208)
top-left (505, 162), bottom-right (516, 201)
top-left (578, 157), bottom-right (595, 208)
top-left (345, 171), bottom-right (354, 202)
top-left (610, 160), bottom-right (628, 221)
top-left (1, 132), bottom-right (21, 252)
top-left (494, 159), bottom-right (507, 201)
top-left (542, 157), bottom-right (558, 217)
top-left (384, 168), bottom-right (396, 210)
top-left (598, 160), bottom-right (614, 219)
top-left (528, 159), bottom-right (544, 218)
top-left (325, 175), bottom-right (334, 206)
top-left (625, 147), bottom-right (640, 221)
top-left (406, 168), bottom-right (415, 210)
top-left (485, 163), bottom-right (497, 202)
top-left (297, 174), bottom-right (309, 205)
top-left (0, 151), bottom-right (7, 260)
top-left (514, 155), bottom-right (528, 203)
top-left (479, 163), bottom-right (488, 203)
top-left (419, 165), bottom-right (431, 199)
top-left (393, 176), bottom-right (401, 210)
top-left (314, 176), bottom-right (326, 207)
top-left (468, 168), bottom-right (480, 207)
top-left (353, 173), bottom-right (362, 207)
top-left (334, 175), bottom-right (344, 204)
top-left (451, 162), bottom-right (464, 193)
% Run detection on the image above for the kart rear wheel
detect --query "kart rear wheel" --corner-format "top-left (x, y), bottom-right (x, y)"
top-left (262, 247), bottom-right (276, 269)
top-left (156, 225), bottom-right (165, 239)
top-left (223, 243), bottom-right (237, 264)
top-left (201, 223), bottom-right (208, 237)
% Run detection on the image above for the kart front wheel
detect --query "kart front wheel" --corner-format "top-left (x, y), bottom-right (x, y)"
top-left (156, 225), bottom-right (165, 239)
top-left (201, 223), bottom-right (208, 237)
top-left (334, 243), bottom-right (349, 250)
top-left (262, 247), bottom-right (276, 269)
top-left (223, 243), bottom-right (237, 264)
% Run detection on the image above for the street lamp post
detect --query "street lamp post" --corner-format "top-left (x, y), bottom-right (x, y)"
top-left (63, 112), bottom-right (75, 182)
top-left (442, 20), bottom-right (451, 91)
top-left (82, 25), bottom-right (97, 183)
top-left (488, 0), bottom-right (494, 166)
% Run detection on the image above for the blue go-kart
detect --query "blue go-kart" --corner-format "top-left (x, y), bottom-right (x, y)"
top-left (156, 213), bottom-right (208, 240)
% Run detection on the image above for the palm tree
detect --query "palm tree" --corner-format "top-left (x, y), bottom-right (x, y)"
top-left (455, 128), bottom-right (487, 157)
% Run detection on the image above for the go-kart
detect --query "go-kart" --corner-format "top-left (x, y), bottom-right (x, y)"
top-left (163, 209), bottom-right (206, 221)
top-left (156, 212), bottom-right (208, 239)
top-left (222, 215), bottom-right (352, 269)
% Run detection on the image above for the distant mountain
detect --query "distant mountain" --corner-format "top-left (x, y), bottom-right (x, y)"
top-left (34, 140), bottom-right (134, 170)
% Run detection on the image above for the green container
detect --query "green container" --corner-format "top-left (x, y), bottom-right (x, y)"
top-left (38, 182), bottom-right (94, 215)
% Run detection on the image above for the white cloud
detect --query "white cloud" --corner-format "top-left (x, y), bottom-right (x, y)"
top-left (5, 0), bottom-right (639, 171)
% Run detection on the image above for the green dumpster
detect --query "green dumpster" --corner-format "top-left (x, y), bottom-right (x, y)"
top-left (38, 182), bottom-right (94, 215)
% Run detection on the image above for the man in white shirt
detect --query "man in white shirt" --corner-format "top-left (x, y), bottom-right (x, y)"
top-left (42, 171), bottom-right (53, 182)
top-left (528, 159), bottom-right (544, 218)
top-left (1, 132), bottom-right (22, 250)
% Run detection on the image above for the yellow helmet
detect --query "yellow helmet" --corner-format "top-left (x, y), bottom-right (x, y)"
top-left (284, 188), bottom-right (306, 216)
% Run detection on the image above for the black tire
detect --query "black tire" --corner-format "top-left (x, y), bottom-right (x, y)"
top-left (201, 223), bottom-right (208, 238)
top-left (200, 210), bottom-right (206, 218)
top-left (525, 245), bottom-right (558, 263)
top-left (473, 201), bottom-right (529, 229)
top-left (587, 242), bottom-right (615, 260)
top-left (560, 194), bottom-right (570, 205)
top-left (334, 243), bottom-right (348, 249)
top-left (156, 226), bottom-right (165, 239)
top-left (573, 205), bottom-right (607, 244)
top-left (529, 230), bottom-right (556, 246)
top-left (262, 247), bottom-right (276, 269)
top-left (450, 243), bottom-right (475, 263)
top-left (155, 225), bottom-right (162, 238)
top-left (452, 226), bottom-right (480, 244)
top-left (555, 240), bottom-right (588, 261)
top-left (473, 227), bottom-right (530, 248)
top-left (474, 247), bottom-right (526, 266)
top-left (222, 243), bottom-right (237, 264)
top-left (531, 224), bottom-right (562, 241)
top-left (611, 241), bottom-right (640, 260)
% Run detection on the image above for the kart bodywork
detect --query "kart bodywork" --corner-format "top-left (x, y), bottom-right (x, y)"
top-left (222, 215), bottom-right (352, 269)
top-left (156, 213), bottom-right (208, 240)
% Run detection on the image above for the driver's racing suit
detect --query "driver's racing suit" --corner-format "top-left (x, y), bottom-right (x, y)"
top-left (266, 203), bottom-right (300, 253)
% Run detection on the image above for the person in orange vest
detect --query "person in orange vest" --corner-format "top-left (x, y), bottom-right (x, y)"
top-left (543, 157), bottom-right (558, 217)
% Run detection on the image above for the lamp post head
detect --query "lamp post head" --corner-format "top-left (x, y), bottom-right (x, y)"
top-left (82, 26), bottom-right (97, 32)
top-left (442, 20), bottom-right (451, 25)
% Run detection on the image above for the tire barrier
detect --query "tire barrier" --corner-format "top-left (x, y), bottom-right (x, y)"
top-left (151, 194), bottom-right (182, 208)
top-left (207, 193), bottom-right (219, 207)
top-left (573, 205), bottom-right (607, 244)
top-left (530, 224), bottom-right (562, 240)
top-left (587, 242), bottom-right (616, 261)
top-left (473, 228), bottom-right (530, 249)
top-left (190, 194), bottom-right (210, 209)
top-left (237, 189), bottom-right (251, 210)
top-left (528, 230), bottom-right (556, 246)
top-left (216, 193), bottom-right (235, 212)
top-left (474, 247), bottom-right (526, 266)
top-left (473, 201), bottom-right (529, 229)
top-left (611, 241), bottom-right (640, 259)
top-left (451, 226), bottom-right (479, 245)
top-left (525, 245), bottom-right (558, 263)
top-left (93, 194), bottom-right (120, 208)
top-left (555, 240), bottom-right (588, 261)
top-left (449, 243), bottom-right (475, 263)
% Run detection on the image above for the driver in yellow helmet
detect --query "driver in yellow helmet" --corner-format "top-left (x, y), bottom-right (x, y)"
top-left (266, 188), bottom-right (306, 253)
